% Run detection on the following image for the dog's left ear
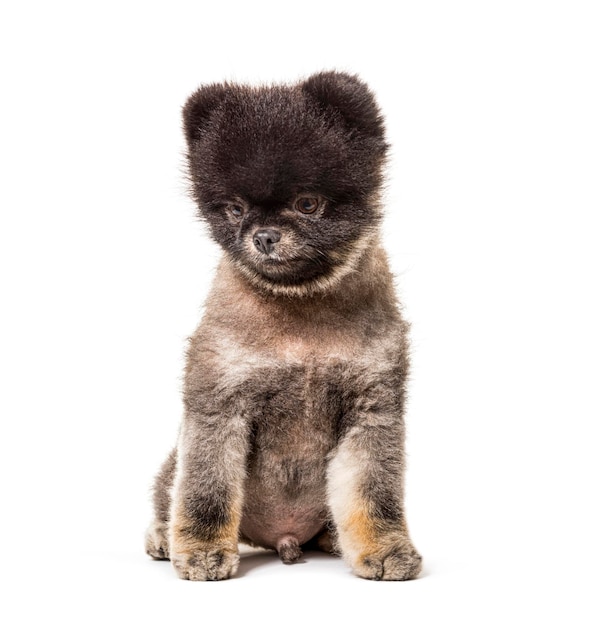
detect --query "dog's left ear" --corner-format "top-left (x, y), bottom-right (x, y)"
top-left (301, 71), bottom-right (385, 140)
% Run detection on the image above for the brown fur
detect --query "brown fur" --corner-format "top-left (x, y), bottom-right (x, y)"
top-left (146, 72), bottom-right (422, 580)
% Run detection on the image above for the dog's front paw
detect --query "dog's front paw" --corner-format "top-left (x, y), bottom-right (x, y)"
top-left (354, 543), bottom-right (422, 581)
top-left (171, 546), bottom-right (240, 581)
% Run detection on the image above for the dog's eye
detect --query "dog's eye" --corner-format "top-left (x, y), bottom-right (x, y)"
top-left (295, 197), bottom-right (320, 214)
top-left (229, 205), bottom-right (244, 219)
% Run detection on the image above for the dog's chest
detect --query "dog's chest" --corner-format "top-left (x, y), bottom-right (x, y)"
top-left (246, 358), bottom-right (339, 458)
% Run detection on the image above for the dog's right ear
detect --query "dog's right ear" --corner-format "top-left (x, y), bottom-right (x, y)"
top-left (182, 83), bottom-right (228, 145)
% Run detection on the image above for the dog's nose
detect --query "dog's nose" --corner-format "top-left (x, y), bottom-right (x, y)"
top-left (253, 228), bottom-right (281, 255)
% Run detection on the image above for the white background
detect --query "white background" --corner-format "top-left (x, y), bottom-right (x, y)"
top-left (1, 1), bottom-right (597, 624)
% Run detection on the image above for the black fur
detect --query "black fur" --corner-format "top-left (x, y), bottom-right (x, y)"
top-left (183, 72), bottom-right (388, 289)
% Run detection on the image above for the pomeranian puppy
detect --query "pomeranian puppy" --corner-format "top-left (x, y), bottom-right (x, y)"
top-left (146, 71), bottom-right (422, 581)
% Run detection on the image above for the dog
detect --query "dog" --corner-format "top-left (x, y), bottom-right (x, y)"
top-left (145, 71), bottom-right (422, 581)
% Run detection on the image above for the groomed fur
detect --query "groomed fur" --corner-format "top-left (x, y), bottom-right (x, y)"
top-left (146, 71), bottom-right (422, 581)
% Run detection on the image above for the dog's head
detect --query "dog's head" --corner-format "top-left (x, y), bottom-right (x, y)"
top-left (183, 71), bottom-right (388, 296)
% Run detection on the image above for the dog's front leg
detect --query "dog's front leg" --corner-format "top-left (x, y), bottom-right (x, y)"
top-left (327, 390), bottom-right (422, 581)
top-left (169, 404), bottom-right (249, 581)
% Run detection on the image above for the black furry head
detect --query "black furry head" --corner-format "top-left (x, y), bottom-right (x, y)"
top-left (183, 71), bottom-right (388, 296)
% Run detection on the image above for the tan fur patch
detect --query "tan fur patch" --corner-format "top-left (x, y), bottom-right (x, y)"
top-left (170, 508), bottom-right (239, 556)
top-left (344, 508), bottom-right (381, 555)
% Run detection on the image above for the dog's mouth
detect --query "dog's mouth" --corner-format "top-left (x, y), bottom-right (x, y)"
top-left (244, 246), bottom-right (330, 285)
top-left (255, 257), bottom-right (322, 282)
top-left (229, 229), bottom-right (376, 296)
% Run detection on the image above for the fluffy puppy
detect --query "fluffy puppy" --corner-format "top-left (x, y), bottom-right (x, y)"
top-left (145, 71), bottom-right (422, 581)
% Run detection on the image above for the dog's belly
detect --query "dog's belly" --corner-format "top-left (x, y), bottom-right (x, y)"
top-left (240, 491), bottom-right (328, 549)
top-left (241, 428), bottom-right (332, 548)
